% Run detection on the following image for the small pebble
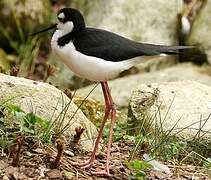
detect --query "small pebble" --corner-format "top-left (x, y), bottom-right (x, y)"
top-left (64, 150), bottom-right (74, 157)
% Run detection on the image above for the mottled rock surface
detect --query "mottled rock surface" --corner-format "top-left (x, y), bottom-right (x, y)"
top-left (129, 81), bottom-right (211, 139)
top-left (0, 73), bottom-right (97, 151)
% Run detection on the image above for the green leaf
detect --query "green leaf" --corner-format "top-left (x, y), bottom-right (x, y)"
top-left (25, 113), bottom-right (37, 125)
top-left (123, 135), bottom-right (136, 142)
top-left (134, 171), bottom-right (146, 179)
top-left (126, 160), bottom-right (152, 171)
top-left (7, 104), bottom-right (24, 113)
top-left (0, 117), bottom-right (4, 124)
top-left (63, 171), bottom-right (75, 179)
top-left (21, 126), bottom-right (35, 134)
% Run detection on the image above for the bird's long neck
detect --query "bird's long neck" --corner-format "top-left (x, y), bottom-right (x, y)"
top-left (55, 23), bottom-right (85, 47)
top-left (51, 31), bottom-right (72, 54)
top-left (57, 31), bottom-right (75, 47)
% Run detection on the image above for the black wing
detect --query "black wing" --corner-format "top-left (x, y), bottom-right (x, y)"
top-left (73, 28), bottom-right (193, 62)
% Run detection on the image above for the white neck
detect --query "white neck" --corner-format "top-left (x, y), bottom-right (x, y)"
top-left (51, 29), bottom-right (64, 44)
top-left (57, 21), bottom-right (74, 35)
top-left (51, 21), bottom-right (74, 42)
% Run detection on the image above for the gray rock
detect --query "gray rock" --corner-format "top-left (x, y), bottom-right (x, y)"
top-left (77, 63), bottom-right (211, 109)
top-left (0, 73), bottom-right (97, 151)
top-left (129, 80), bottom-right (211, 139)
top-left (187, 1), bottom-right (211, 64)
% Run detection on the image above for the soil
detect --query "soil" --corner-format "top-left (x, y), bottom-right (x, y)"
top-left (0, 138), bottom-right (209, 180)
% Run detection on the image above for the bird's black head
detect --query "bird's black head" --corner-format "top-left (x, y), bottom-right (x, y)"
top-left (32, 8), bottom-right (85, 36)
top-left (57, 8), bottom-right (85, 34)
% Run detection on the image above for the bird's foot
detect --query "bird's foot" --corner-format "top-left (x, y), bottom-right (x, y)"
top-left (70, 159), bottom-right (94, 169)
top-left (71, 159), bottom-right (111, 177)
top-left (80, 161), bottom-right (94, 169)
top-left (91, 169), bottom-right (110, 177)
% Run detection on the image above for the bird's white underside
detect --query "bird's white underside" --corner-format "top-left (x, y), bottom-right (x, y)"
top-left (51, 22), bottom-right (159, 81)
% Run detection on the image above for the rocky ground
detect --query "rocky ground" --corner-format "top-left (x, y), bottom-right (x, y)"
top-left (0, 138), bottom-right (209, 180)
top-left (0, 72), bottom-right (211, 179)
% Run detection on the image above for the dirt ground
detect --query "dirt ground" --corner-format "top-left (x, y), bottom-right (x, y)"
top-left (0, 137), bottom-right (209, 180)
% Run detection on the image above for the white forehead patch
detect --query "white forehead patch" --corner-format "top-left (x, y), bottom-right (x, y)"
top-left (58, 12), bottom-right (65, 19)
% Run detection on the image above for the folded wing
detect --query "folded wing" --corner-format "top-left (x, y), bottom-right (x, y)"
top-left (73, 28), bottom-right (193, 62)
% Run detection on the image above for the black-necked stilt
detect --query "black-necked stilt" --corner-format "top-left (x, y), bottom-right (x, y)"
top-left (33, 8), bottom-right (193, 176)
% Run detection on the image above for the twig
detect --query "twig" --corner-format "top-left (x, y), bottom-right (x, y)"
top-left (10, 135), bottom-right (24, 167)
top-left (51, 139), bottom-right (65, 168)
top-left (43, 64), bottom-right (56, 82)
top-left (70, 126), bottom-right (85, 149)
top-left (10, 66), bottom-right (20, 76)
top-left (63, 88), bottom-right (73, 99)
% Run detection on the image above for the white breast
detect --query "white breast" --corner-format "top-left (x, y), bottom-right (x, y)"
top-left (51, 30), bottom-right (135, 82)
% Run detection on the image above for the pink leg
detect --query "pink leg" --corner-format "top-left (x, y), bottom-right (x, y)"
top-left (72, 82), bottom-right (111, 168)
top-left (92, 82), bottom-right (116, 176)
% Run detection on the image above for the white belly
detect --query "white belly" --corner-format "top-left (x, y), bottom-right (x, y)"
top-left (51, 30), bottom-right (133, 81)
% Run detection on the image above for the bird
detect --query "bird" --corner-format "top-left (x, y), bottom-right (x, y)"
top-left (33, 8), bottom-right (194, 176)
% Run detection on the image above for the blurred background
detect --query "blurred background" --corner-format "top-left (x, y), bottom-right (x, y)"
top-left (0, 0), bottom-right (209, 90)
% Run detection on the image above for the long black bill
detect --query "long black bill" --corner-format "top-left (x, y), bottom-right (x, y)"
top-left (31, 24), bottom-right (57, 36)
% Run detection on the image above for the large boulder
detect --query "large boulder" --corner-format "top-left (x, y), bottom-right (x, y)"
top-left (0, 73), bottom-right (97, 151)
top-left (77, 63), bottom-right (211, 109)
top-left (128, 80), bottom-right (211, 139)
top-left (187, 1), bottom-right (211, 64)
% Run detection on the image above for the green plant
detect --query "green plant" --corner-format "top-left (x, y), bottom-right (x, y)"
top-left (0, 83), bottom-right (100, 151)
top-left (0, 11), bottom-right (42, 76)
top-left (101, 120), bottom-right (128, 142)
top-left (0, 103), bottom-right (53, 150)
top-left (126, 159), bottom-right (152, 180)
top-left (204, 158), bottom-right (211, 169)
top-left (56, 83), bottom-right (99, 136)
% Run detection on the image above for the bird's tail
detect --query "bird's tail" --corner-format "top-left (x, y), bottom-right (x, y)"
top-left (136, 43), bottom-right (195, 56)
top-left (154, 45), bottom-right (195, 55)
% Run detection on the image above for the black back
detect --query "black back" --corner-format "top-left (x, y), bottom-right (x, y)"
top-left (73, 28), bottom-right (157, 61)
top-left (58, 27), bottom-right (163, 62)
